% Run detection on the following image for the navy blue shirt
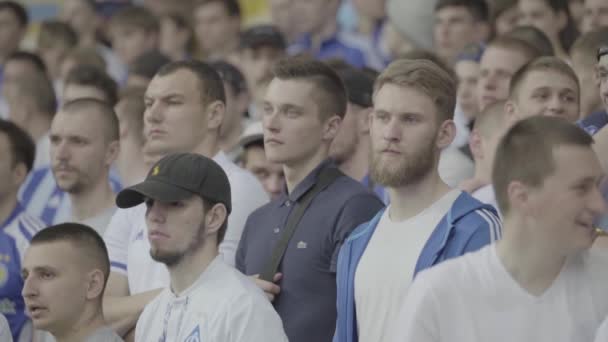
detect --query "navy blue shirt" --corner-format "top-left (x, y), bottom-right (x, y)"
top-left (236, 160), bottom-right (384, 342)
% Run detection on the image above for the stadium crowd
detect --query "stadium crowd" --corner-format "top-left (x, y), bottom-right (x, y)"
top-left (0, 0), bottom-right (607, 341)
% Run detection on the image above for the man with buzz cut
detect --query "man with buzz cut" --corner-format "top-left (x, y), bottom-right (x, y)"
top-left (393, 116), bottom-right (608, 342)
top-left (22, 223), bottom-right (123, 342)
top-left (116, 153), bottom-right (288, 342)
top-left (333, 58), bottom-right (501, 342)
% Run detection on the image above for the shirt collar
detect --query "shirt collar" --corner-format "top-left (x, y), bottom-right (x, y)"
top-left (276, 159), bottom-right (336, 206)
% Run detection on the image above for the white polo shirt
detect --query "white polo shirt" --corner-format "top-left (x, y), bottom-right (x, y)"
top-left (135, 257), bottom-right (287, 342)
top-left (104, 152), bottom-right (268, 293)
top-left (391, 245), bottom-right (608, 342)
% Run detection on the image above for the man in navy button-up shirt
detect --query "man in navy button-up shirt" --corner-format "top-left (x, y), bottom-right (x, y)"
top-left (236, 57), bottom-right (384, 342)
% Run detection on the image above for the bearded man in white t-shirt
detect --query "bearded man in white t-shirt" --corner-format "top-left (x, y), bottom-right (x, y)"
top-left (116, 153), bottom-right (287, 342)
top-left (393, 115), bottom-right (608, 342)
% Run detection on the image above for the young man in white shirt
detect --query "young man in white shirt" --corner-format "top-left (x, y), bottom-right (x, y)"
top-left (394, 115), bottom-right (608, 342)
top-left (102, 60), bottom-right (268, 339)
top-left (115, 153), bottom-right (287, 342)
top-left (22, 223), bottom-right (123, 342)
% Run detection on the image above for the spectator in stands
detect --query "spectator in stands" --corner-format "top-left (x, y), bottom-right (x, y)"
top-left (237, 25), bottom-right (287, 100)
top-left (126, 50), bottom-right (171, 88)
top-left (240, 121), bottom-right (285, 199)
top-left (570, 0), bottom-right (586, 26)
top-left (591, 46), bottom-right (608, 171)
top-left (210, 61), bottom-right (250, 162)
top-left (4, 73), bottom-right (57, 169)
top-left (460, 101), bottom-right (508, 210)
top-left (159, 11), bottom-right (193, 61)
top-left (115, 153), bottom-right (288, 342)
top-left (433, 0), bottom-right (491, 65)
top-left (571, 29), bottom-right (608, 125)
top-left (62, 64), bottom-right (118, 106)
top-left (518, 0), bottom-right (579, 60)
top-left (333, 59), bottom-right (500, 342)
top-left (22, 223), bottom-right (123, 341)
top-left (48, 99), bottom-right (119, 234)
top-left (0, 120), bottom-right (45, 342)
top-left (114, 87), bottom-right (148, 187)
top-left (328, 63), bottom-right (386, 201)
top-left (2, 52), bottom-right (47, 85)
top-left (477, 36), bottom-right (542, 111)
top-left (289, 0), bottom-right (384, 69)
top-left (236, 57), bottom-right (384, 342)
top-left (60, 0), bottom-right (127, 84)
top-left (269, 0), bottom-right (296, 44)
top-left (59, 47), bottom-right (106, 85)
top-left (491, 0), bottom-right (519, 35)
top-left (393, 116), bottom-right (608, 341)
top-left (0, 2), bottom-right (27, 74)
top-left (350, 0), bottom-right (389, 63)
top-left (505, 56), bottom-right (580, 123)
top-left (37, 21), bottom-right (78, 91)
top-left (108, 6), bottom-right (159, 72)
top-left (102, 60), bottom-right (267, 339)
top-left (581, 0), bottom-right (608, 33)
top-left (193, 0), bottom-right (242, 61)
top-left (455, 44), bottom-right (484, 123)
top-left (505, 25), bottom-right (556, 56)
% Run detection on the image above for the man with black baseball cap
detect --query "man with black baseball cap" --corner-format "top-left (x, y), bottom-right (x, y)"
top-left (237, 24), bottom-right (287, 98)
top-left (116, 152), bottom-right (287, 342)
top-left (329, 62), bottom-right (388, 203)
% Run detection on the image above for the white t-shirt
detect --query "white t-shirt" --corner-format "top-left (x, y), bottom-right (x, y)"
top-left (596, 317), bottom-right (608, 342)
top-left (354, 189), bottom-right (461, 342)
top-left (0, 313), bottom-right (12, 342)
top-left (135, 257), bottom-right (288, 342)
top-left (34, 133), bottom-right (50, 169)
top-left (72, 206), bottom-right (116, 237)
top-left (471, 184), bottom-right (499, 213)
top-left (391, 245), bottom-right (608, 342)
top-left (104, 152), bottom-right (268, 293)
top-left (438, 148), bottom-right (474, 188)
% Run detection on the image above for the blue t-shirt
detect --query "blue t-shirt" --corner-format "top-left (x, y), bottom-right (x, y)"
top-left (577, 110), bottom-right (608, 135)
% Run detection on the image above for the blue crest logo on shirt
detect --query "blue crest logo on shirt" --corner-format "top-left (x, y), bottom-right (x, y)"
top-left (134, 229), bottom-right (144, 242)
top-left (184, 326), bottom-right (200, 342)
top-left (0, 263), bottom-right (8, 287)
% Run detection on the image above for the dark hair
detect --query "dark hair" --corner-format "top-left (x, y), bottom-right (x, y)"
top-left (194, 0), bottom-right (241, 17)
top-left (6, 51), bottom-right (47, 74)
top-left (571, 28), bottom-right (608, 64)
top-left (109, 5), bottom-right (160, 33)
top-left (435, 0), bottom-right (489, 21)
top-left (8, 73), bottom-right (57, 119)
top-left (130, 50), bottom-right (172, 80)
top-left (509, 56), bottom-right (579, 100)
top-left (38, 21), bottom-right (78, 49)
top-left (540, 0), bottom-right (579, 51)
top-left (506, 26), bottom-right (555, 56)
top-left (156, 60), bottom-right (227, 105)
top-left (492, 115), bottom-right (593, 214)
top-left (30, 223), bottom-right (110, 290)
top-left (0, 119), bottom-right (35, 173)
top-left (0, 1), bottom-right (28, 28)
top-left (65, 65), bottom-right (119, 106)
top-left (62, 98), bottom-right (120, 142)
top-left (209, 60), bottom-right (247, 96)
top-left (272, 57), bottom-right (347, 120)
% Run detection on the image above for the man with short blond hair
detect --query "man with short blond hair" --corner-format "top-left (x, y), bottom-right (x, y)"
top-left (334, 58), bottom-right (500, 342)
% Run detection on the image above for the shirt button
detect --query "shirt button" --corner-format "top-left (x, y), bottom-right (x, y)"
top-left (273, 227), bottom-right (280, 233)
top-left (285, 200), bottom-right (292, 207)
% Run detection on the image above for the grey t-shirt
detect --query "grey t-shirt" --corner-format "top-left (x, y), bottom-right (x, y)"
top-left (84, 327), bottom-right (123, 342)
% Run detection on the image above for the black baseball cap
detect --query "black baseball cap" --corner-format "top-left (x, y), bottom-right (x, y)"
top-left (240, 25), bottom-right (286, 50)
top-left (116, 153), bottom-right (232, 213)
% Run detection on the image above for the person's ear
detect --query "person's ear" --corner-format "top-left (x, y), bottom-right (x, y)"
top-left (436, 120), bottom-right (456, 149)
top-left (11, 162), bottom-right (27, 188)
top-left (105, 140), bottom-right (120, 166)
top-left (206, 100), bottom-right (226, 132)
top-left (507, 180), bottom-right (531, 214)
top-left (85, 269), bottom-right (106, 300)
top-left (323, 115), bottom-right (342, 142)
top-left (205, 203), bottom-right (228, 236)
top-left (359, 108), bottom-right (373, 135)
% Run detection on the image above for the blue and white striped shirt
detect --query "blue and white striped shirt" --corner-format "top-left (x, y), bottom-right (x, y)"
top-left (0, 202), bottom-right (45, 341)
top-left (18, 167), bottom-right (122, 226)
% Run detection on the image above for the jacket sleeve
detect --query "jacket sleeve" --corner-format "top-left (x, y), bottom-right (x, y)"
top-left (463, 208), bottom-right (502, 253)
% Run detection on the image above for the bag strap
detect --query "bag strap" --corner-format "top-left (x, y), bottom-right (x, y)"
top-left (260, 167), bottom-right (343, 282)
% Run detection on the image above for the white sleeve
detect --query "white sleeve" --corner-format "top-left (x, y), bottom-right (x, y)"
top-left (219, 172), bottom-right (268, 266)
top-left (588, 248), bottom-right (608, 319)
top-left (222, 295), bottom-right (287, 342)
top-left (389, 272), bottom-right (441, 342)
top-left (0, 314), bottom-right (12, 342)
top-left (103, 208), bottom-right (134, 275)
top-left (596, 317), bottom-right (608, 342)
